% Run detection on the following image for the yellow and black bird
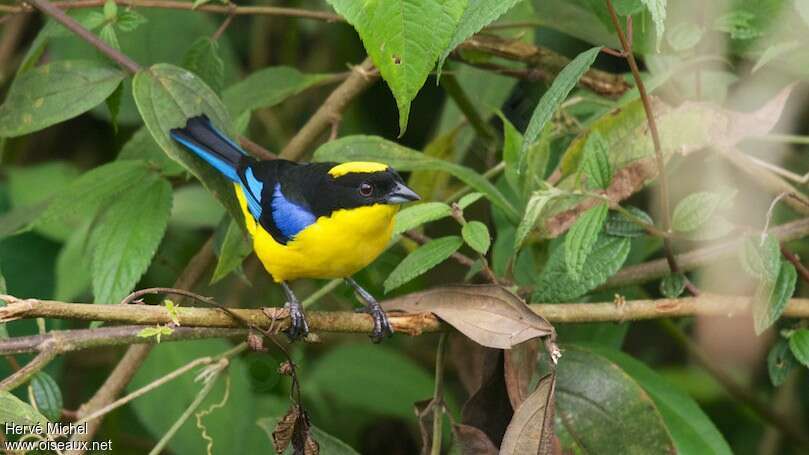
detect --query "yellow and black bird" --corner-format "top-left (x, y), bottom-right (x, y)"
top-left (170, 115), bottom-right (420, 342)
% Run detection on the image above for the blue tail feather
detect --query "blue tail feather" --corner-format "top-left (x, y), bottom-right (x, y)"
top-left (170, 115), bottom-right (245, 183)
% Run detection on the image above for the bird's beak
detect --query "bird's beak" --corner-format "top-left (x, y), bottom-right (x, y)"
top-left (387, 182), bottom-right (421, 204)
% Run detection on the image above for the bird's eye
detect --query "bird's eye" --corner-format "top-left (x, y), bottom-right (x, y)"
top-left (359, 182), bottom-right (374, 197)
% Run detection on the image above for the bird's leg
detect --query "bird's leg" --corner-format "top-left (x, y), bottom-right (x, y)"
top-left (281, 282), bottom-right (308, 341)
top-left (345, 277), bottom-right (394, 343)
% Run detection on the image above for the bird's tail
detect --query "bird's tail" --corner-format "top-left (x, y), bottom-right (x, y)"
top-left (169, 115), bottom-right (245, 182)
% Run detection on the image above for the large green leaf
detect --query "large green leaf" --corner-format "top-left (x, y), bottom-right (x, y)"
top-left (29, 372), bottom-right (63, 422)
top-left (0, 60), bottom-right (125, 137)
top-left (314, 135), bottom-right (518, 221)
top-left (564, 203), bottom-right (608, 279)
top-left (384, 235), bottom-right (463, 293)
top-left (90, 173), bottom-right (172, 304)
top-left (0, 390), bottom-right (50, 426)
top-left (6, 161), bottom-right (80, 241)
top-left (789, 328), bottom-right (809, 367)
top-left (133, 63), bottom-right (243, 228)
top-left (555, 346), bottom-right (675, 454)
top-left (590, 346), bottom-right (732, 455)
top-left (305, 344), bottom-right (433, 418)
top-left (129, 340), bottom-right (253, 455)
top-left (437, 0), bottom-right (524, 73)
top-left (54, 221), bottom-right (92, 301)
top-left (393, 202), bottom-right (452, 235)
top-left (183, 37), bottom-right (225, 95)
top-left (223, 66), bottom-right (331, 118)
top-left (752, 261), bottom-right (796, 335)
top-left (326, 0), bottom-right (466, 134)
top-left (533, 234), bottom-right (630, 302)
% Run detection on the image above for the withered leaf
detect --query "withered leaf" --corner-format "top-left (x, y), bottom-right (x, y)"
top-left (382, 285), bottom-right (555, 349)
top-left (272, 405), bottom-right (300, 454)
top-left (499, 372), bottom-right (557, 455)
top-left (503, 340), bottom-right (540, 410)
top-left (462, 351), bottom-right (512, 448)
top-left (271, 404), bottom-right (319, 455)
top-left (452, 424), bottom-right (499, 455)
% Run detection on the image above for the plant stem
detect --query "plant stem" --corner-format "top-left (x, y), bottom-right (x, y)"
top-left (0, 349), bottom-right (56, 391)
top-left (430, 333), bottom-right (448, 455)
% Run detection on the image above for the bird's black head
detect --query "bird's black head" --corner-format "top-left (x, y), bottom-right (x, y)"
top-left (324, 162), bottom-right (420, 207)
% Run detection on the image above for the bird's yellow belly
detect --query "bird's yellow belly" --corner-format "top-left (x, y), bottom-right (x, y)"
top-left (235, 185), bottom-right (397, 282)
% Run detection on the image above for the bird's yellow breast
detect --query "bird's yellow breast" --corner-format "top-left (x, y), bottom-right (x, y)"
top-left (235, 185), bottom-right (397, 282)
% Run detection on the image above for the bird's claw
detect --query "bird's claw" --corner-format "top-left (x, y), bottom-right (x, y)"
top-left (368, 306), bottom-right (394, 343)
top-left (283, 302), bottom-right (309, 342)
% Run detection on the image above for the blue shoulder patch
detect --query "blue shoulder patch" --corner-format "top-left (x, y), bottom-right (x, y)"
top-left (239, 167), bottom-right (264, 220)
top-left (271, 183), bottom-right (316, 239)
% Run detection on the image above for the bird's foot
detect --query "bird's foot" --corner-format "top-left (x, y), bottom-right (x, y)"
top-left (357, 303), bottom-right (394, 343)
top-left (283, 301), bottom-right (309, 342)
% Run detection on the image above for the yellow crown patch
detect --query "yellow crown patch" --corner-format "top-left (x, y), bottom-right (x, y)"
top-left (328, 161), bottom-right (389, 177)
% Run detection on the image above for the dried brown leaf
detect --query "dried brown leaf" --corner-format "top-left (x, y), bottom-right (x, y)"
top-left (462, 351), bottom-right (512, 448)
top-left (382, 285), bottom-right (555, 349)
top-left (273, 405), bottom-right (300, 454)
top-left (450, 335), bottom-right (497, 394)
top-left (452, 424), bottom-right (499, 455)
top-left (499, 372), bottom-right (557, 455)
top-left (504, 340), bottom-right (540, 410)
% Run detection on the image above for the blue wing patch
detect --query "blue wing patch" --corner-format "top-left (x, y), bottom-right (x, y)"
top-left (239, 167), bottom-right (264, 220)
top-left (171, 134), bottom-right (239, 182)
top-left (271, 183), bottom-right (316, 239)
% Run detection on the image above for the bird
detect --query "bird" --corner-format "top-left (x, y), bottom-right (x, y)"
top-left (169, 115), bottom-right (420, 342)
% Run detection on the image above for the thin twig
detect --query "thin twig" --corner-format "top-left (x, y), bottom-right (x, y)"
top-left (210, 7), bottom-right (236, 41)
top-left (25, 0), bottom-right (141, 74)
top-left (0, 348), bottom-right (57, 391)
top-left (429, 333), bottom-right (448, 455)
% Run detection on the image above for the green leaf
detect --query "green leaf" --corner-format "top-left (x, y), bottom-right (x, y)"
top-left (0, 203), bottom-right (48, 239)
top-left (590, 346), bottom-right (732, 455)
top-left (713, 11), bottom-right (762, 40)
top-left (666, 22), bottom-right (704, 51)
top-left (314, 135), bottom-right (519, 221)
top-left (118, 126), bottom-right (185, 176)
top-left (183, 37), bottom-right (225, 95)
top-left (38, 160), bottom-right (152, 228)
top-left (457, 193), bottom-right (483, 211)
top-left (223, 66), bottom-right (330, 118)
top-left (326, 0), bottom-right (466, 134)
top-left (99, 23), bottom-right (121, 50)
top-left (407, 128), bottom-right (458, 200)
top-left (671, 191), bottom-right (729, 233)
top-left (90, 174), bottom-right (172, 304)
top-left (170, 185), bottom-right (225, 229)
top-left (133, 63), bottom-right (243, 228)
top-left (0, 60), bottom-right (126, 137)
top-left (6, 161), bottom-right (81, 241)
top-left (768, 338), bottom-right (798, 386)
top-left (256, 418), bottom-right (360, 455)
top-left (498, 111), bottom-right (523, 192)
top-left (29, 372), bottom-right (63, 422)
top-left (54, 221), bottom-right (92, 301)
top-left (130, 340), bottom-right (254, 455)
top-left (752, 261), bottom-right (796, 335)
top-left (555, 346), bottom-right (676, 454)
top-left (462, 221), bottom-right (490, 255)
top-left (521, 47), bottom-right (601, 160)
top-left (0, 390), bottom-right (50, 426)
top-left (741, 234), bottom-right (781, 281)
top-left (211, 218), bottom-right (252, 284)
top-left (106, 81), bottom-right (123, 134)
top-left (789, 328), bottom-right (809, 367)
top-left (605, 206), bottom-right (653, 237)
top-left (641, 0), bottom-right (667, 51)
top-left (437, 0), bottom-right (524, 74)
top-left (116, 10), bottom-right (148, 32)
top-left (384, 236), bottom-right (463, 292)
top-left (580, 131), bottom-right (612, 189)
top-left (564, 203), bottom-right (608, 279)
top-left (305, 344), bottom-right (433, 418)
top-left (660, 273), bottom-right (686, 298)
top-left (533, 235), bottom-right (631, 302)
top-left (514, 188), bottom-right (560, 253)
top-left (137, 325), bottom-right (174, 343)
top-left (393, 202), bottom-right (452, 235)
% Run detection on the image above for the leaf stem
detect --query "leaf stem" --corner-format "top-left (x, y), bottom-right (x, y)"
top-left (430, 333), bottom-right (448, 455)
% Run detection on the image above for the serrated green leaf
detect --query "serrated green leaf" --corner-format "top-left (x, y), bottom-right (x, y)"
top-left (605, 206), bottom-right (653, 237)
top-left (54, 221), bottom-right (92, 301)
top-left (520, 47), bottom-right (601, 164)
top-left (660, 273), bottom-right (685, 298)
top-left (641, 0), bottom-right (667, 51)
top-left (133, 63), bottom-right (244, 229)
top-left (314, 135), bottom-right (518, 221)
top-left (533, 235), bottom-right (631, 302)
top-left (38, 160), bottom-right (152, 227)
top-left (580, 131), bottom-right (612, 189)
top-left (0, 60), bottom-right (126, 137)
top-left (91, 174), bottom-right (172, 304)
top-left (116, 10), bottom-right (148, 32)
top-left (437, 0), bottom-right (523, 74)
top-left (99, 23), bottom-right (120, 50)
top-left (789, 328), bottom-right (809, 367)
top-left (740, 234), bottom-right (780, 281)
top-left (118, 126), bottom-right (185, 176)
top-left (671, 191), bottom-right (727, 233)
top-left (326, 0), bottom-right (466, 134)
top-left (393, 202), bottom-right (452, 235)
top-left (514, 189), bottom-right (560, 253)
top-left (29, 372), bottom-right (63, 422)
top-left (164, 300), bottom-right (180, 325)
top-left (713, 11), bottom-right (762, 40)
top-left (384, 236), bottom-right (463, 292)
top-left (211, 218), bottom-right (252, 284)
top-left (768, 337), bottom-right (798, 386)
top-left (462, 221), bottom-right (490, 255)
top-left (223, 66), bottom-right (330, 118)
top-left (137, 325), bottom-right (174, 343)
top-left (752, 261), bottom-right (796, 335)
top-left (183, 37), bottom-right (224, 95)
top-left (564, 203), bottom-right (608, 279)
top-left (0, 391), bottom-right (50, 425)
top-left (457, 192), bottom-right (484, 209)
top-left (498, 111), bottom-right (523, 192)
top-left (103, 0), bottom-right (117, 20)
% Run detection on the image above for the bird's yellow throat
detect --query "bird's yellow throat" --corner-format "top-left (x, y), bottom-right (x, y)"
top-left (235, 184), bottom-right (398, 282)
